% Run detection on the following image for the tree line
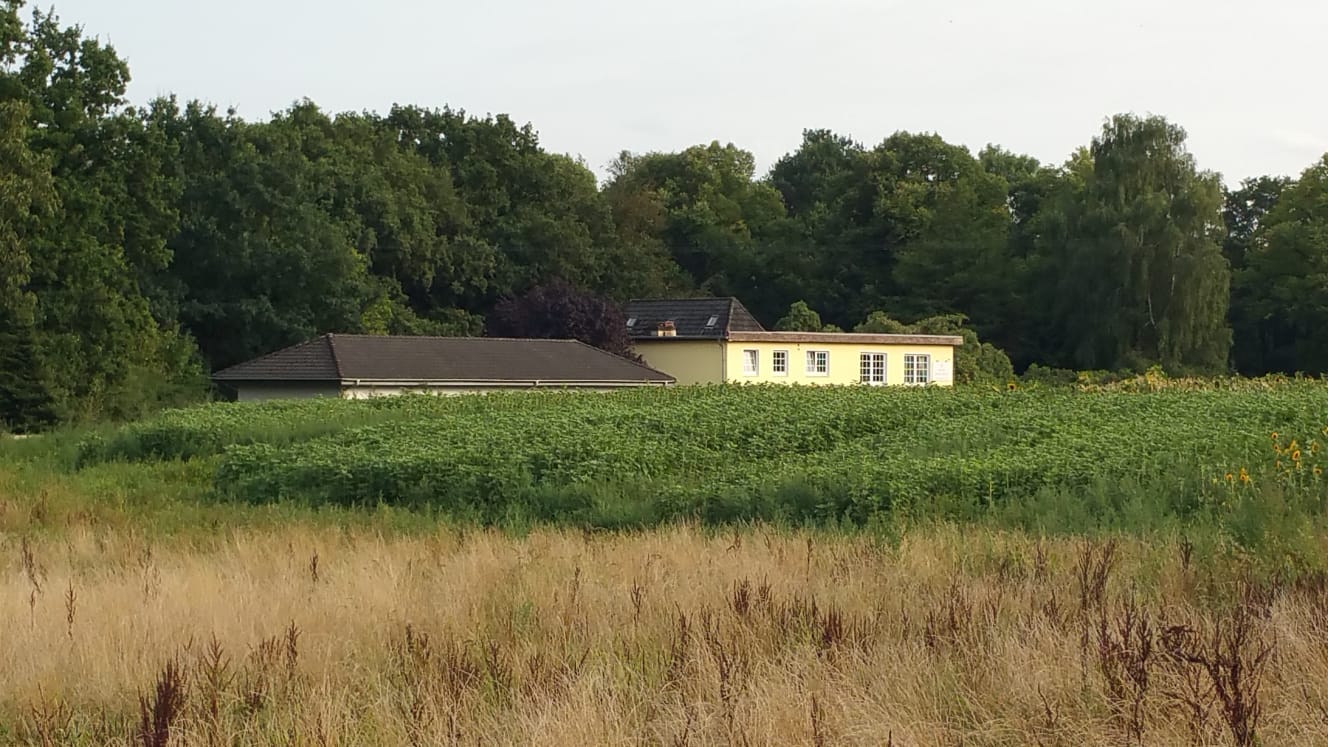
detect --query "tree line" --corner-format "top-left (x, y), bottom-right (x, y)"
top-left (2, 3), bottom-right (1326, 429)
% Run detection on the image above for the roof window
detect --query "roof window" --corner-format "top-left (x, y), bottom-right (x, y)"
top-left (706, 315), bottom-right (719, 327)
top-left (626, 317), bottom-right (636, 327)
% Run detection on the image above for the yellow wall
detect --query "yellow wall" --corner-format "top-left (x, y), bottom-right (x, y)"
top-left (724, 341), bottom-right (956, 386)
top-left (632, 340), bottom-right (726, 385)
top-left (633, 339), bottom-right (958, 387)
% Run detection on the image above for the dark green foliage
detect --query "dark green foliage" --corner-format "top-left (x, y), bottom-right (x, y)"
top-left (856, 311), bottom-right (1014, 385)
top-left (0, 307), bottom-right (56, 432)
top-left (1224, 176), bottom-right (1291, 271)
top-left (2, 6), bottom-right (202, 421)
top-left (166, 102), bottom-right (381, 370)
top-left (603, 142), bottom-right (793, 314)
top-left (1233, 157), bottom-right (1328, 375)
top-left (0, 0), bottom-right (1324, 427)
top-left (1034, 117), bottom-right (1232, 373)
top-left (774, 301), bottom-right (833, 332)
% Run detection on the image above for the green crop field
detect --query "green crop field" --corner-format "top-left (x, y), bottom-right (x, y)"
top-left (10, 382), bottom-right (1328, 745)
top-left (66, 381), bottom-right (1328, 552)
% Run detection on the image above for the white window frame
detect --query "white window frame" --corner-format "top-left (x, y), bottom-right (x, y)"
top-left (904, 353), bottom-right (931, 385)
top-left (742, 349), bottom-right (759, 376)
top-left (860, 352), bottom-right (887, 385)
top-left (771, 349), bottom-right (789, 376)
top-left (805, 350), bottom-right (829, 377)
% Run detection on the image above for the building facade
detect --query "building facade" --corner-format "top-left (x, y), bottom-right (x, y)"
top-left (626, 298), bottom-right (962, 387)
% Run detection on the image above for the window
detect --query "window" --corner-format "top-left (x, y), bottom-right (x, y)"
top-left (860, 353), bottom-right (886, 384)
top-left (904, 354), bottom-right (931, 385)
top-left (626, 317), bottom-right (636, 328)
top-left (742, 349), bottom-right (759, 376)
top-left (806, 350), bottom-right (829, 376)
top-left (772, 350), bottom-right (789, 376)
top-left (706, 315), bottom-right (720, 328)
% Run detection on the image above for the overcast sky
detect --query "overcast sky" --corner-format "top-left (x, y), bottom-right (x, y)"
top-left (48, 0), bottom-right (1328, 186)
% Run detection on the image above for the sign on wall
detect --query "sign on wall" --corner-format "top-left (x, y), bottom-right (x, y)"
top-left (933, 359), bottom-right (953, 384)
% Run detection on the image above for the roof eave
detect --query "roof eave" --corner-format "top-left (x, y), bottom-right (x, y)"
top-left (630, 335), bottom-right (725, 341)
top-left (211, 375), bottom-right (341, 383)
top-left (339, 378), bottom-right (674, 387)
top-left (724, 331), bottom-right (965, 346)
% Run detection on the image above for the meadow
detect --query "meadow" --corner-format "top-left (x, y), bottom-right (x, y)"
top-left (5, 381), bottom-right (1328, 745)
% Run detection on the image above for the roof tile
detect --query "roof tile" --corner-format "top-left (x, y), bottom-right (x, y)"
top-left (213, 335), bottom-right (674, 384)
top-left (624, 297), bottom-right (765, 339)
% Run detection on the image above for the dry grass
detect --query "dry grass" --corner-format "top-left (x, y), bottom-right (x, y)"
top-left (4, 524), bottom-right (1328, 745)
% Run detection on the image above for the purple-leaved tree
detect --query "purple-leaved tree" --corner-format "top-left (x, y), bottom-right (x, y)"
top-left (486, 279), bottom-right (641, 361)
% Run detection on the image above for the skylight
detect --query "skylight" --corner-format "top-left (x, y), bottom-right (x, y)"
top-left (626, 318), bottom-right (636, 327)
top-left (706, 315), bottom-right (719, 327)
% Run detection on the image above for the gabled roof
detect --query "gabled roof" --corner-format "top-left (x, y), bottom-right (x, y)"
top-left (624, 297), bottom-right (766, 339)
top-left (212, 335), bottom-right (674, 385)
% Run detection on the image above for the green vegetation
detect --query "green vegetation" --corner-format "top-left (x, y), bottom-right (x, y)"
top-left (48, 384), bottom-right (1326, 566)
top-left (4, 3), bottom-right (1328, 432)
top-left (8, 384), bottom-right (1328, 744)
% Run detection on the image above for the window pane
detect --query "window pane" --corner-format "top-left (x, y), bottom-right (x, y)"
top-left (743, 349), bottom-right (758, 375)
top-left (903, 354), bottom-right (929, 384)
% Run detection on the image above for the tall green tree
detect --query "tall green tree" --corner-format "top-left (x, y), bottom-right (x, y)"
top-left (883, 133), bottom-right (1013, 326)
top-left (769, 130), bottom-right (1014, 333)
top-left (4, 5), bottom-right (201, 419)
top-left (0, 304), bottom-right (55, 431)
top-left (976, 146), bottom-right (1066, 367)
top-left (766, 130), bottom-right (874, 323)
top-left (1223, 176), bottom-right (1292, 271)
top-left (0, 98), bottom-right (47, 321)
top-left (1036, 115), bottom-right (1231, 372)
top-left (1225, 175), bottom-right (1292, 373)
top-left (1233, 156), bottom-right (1328, 374)
top-left (166, 102), bottom-right (381, 370)
top-left (0, 91), bottom-right (56, 430)
top-left (604, 141), bottom-right (792, 315)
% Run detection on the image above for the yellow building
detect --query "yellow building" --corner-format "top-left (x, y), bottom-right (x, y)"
top-left (625, 298), bottom-right (962, 386)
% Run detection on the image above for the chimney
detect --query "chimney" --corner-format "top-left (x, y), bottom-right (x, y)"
top-left (657, 320), bottom-right (677, 337)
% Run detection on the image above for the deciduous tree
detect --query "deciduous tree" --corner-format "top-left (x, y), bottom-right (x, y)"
top-left (486, 279), bottom-right (638, 359)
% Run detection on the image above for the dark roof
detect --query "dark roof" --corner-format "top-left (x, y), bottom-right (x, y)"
top-left (624, 297), bottom-right (766, 339)
top-left (213, 335), bottom-right (674, 385)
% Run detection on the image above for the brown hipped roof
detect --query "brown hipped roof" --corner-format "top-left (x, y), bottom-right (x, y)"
top-left (212, 335), bottom-right (675, 385)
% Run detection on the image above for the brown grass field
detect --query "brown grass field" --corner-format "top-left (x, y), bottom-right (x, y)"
top-left (4, 522), bottom-right (1328, 746)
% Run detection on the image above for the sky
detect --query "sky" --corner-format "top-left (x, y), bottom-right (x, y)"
top-left (47, 0), bottom-right (1328, 186)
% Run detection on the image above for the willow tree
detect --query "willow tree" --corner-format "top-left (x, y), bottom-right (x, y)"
top-left (1044, 115), bottom-right (1231, 372)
